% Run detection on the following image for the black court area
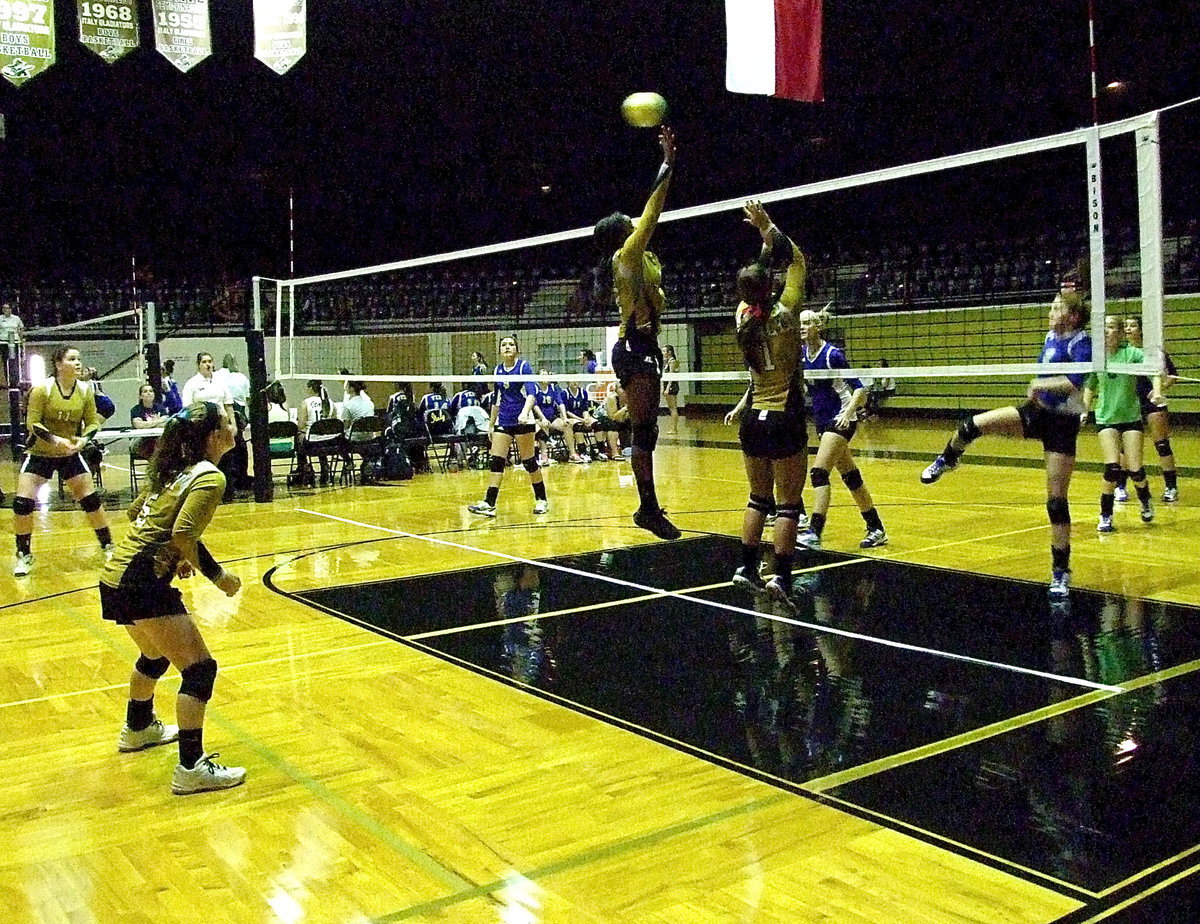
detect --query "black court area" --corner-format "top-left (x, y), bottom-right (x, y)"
top-left (283, 535), bottom-right (1200, 923)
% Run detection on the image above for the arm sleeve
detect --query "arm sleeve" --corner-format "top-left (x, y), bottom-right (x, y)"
top-left (830, 349), bottom-right (863, 391)
top-left (196, 541), bottom-right (224, 581)
top-left (171, 473), bottom-right (226, 542)
top-left (778, 239), bottom-right (807, 310)
top-left (1066, 336), bottom-right (1092, 389)
top-left (25, 382), bottom-right (46, 433)
top-left (80, 386), bottom-right (101, 438)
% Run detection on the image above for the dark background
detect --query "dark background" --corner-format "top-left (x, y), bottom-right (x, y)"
top-left (0, 1), bottom-right (1197, 282)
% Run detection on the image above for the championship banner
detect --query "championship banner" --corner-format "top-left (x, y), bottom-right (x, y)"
top-left (151, 0), bottom-right (209, 72)
top-left (78, 1), bottom-right (139, 63)
top-left (1, 0), bottom-right (56, 87)
top-left (253, 0), bottom-right (305, 75)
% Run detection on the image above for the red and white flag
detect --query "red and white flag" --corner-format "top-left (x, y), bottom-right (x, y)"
top-left (726, 0), bottom-right (824, 102)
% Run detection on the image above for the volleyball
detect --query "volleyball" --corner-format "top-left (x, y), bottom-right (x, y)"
top-left (621, 92), bottom-right (668, 128)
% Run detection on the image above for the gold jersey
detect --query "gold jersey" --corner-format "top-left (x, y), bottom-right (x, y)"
top-left (615, 250), bottom-right (665, 338)
top-left (736, 236), bottom-right (807, 413)
top-left (26, 377), bottom-right (101, 455)
top-left (101, 461), bottom-right (225, 586)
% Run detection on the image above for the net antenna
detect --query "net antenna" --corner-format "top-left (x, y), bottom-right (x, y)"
top-left (258, 107), bottom-right (1172, 389)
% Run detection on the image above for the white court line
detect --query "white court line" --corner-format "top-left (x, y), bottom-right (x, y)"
top-left (298, 509), bottom-right (1123, 693)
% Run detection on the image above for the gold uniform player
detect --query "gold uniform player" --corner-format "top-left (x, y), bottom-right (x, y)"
top-left (581, 126), bottom-right (680, 540)
top-left (725, 201), bottom-right (809, 610)
top-left (100, 401), bottom-right (246, 795)
top-left (13, 344), bottom-right (113, 576)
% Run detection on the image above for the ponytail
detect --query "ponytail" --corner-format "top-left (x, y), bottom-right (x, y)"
top-left (146, 402), bottom-right (223, 492)
top-left (737, 304), bottom-right (768, 374)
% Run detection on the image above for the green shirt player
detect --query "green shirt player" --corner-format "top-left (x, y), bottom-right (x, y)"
top-left (1082, 316), bottom-right (1161, 532)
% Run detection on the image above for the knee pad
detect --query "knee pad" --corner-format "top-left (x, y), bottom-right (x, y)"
top-left (135, 654), bottom-right (171, 680)
top-left (1155, 439), bottom-right (1173, 458)
top-left (775, 504), bottom-right (801, 522)
top-left (957, 417), bottom-right (982, 444)
top-left (488, 454), bottom-right (507, 474)
top-left (1046, 496), bottom-right (1070, 525)
top-left (79, 492), bottom-right (103, 513)
top-left (809, 466), bottom-right (830, 489)
top-left (179, 658), bottom-right (218, 703)
top-left (840, 468), bottom-right (864, 491)
top-left (748, 493), bottom-right (773, 513)
top-left (1103, 462), bottom-right (1122, 484)
top-left (631, 422), bottom-right (659, 453)
top-left (522, 456), bottom-right (540, 474)
top-left (12, 496), bottom-right (34, 516)
top-left (1129, 467), bottom-right (1147, 482)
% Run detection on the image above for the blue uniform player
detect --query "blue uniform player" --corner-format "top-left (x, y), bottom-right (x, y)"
top-left (467, 336), bottom-right (548, 517)
top-left (798, 308), bottom-right (888, 551)
top-left (922, 289), bottom-right (1092, 597)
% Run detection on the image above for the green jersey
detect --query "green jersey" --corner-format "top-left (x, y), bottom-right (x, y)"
top-left (1088, 345), bottom-right (1145, 426)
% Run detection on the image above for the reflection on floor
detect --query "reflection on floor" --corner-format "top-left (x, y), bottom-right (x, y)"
top-left (297, 535), bottom-right (1200, 896)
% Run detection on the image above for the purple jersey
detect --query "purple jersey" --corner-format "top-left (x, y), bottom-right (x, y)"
top-left (804, 342), bottom-right (862, 429)
top-left (449, 389), bottom-right (479, 415)
top-left (561, 385), bottom-right (591, 417)
top-left (419, 392), bottom-right (449, 415)
top-left (1037, 328), bottom-right (1091, 415)
top-left (494, 359), bottom-right (536, 427)
top-left (534, 385), bottom-right (561, 419)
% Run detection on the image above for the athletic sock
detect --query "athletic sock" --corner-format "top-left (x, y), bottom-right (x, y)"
top-left (1164, 470), bottom-right (1178, 490)
top-left (96, 526), bottom-right (112, 547)
top-left (178, 728), bottom-right (204, 769)
top-left (16, 534), bottom-right (31, 556)
top-left (809, 512), bottom-right (827, 537)
top-left (862, 508), bottom-right (884, 532)
top-left (1135, 483), bottom-right (1152, 506)
top-left (942, 441), bottom-right (963, 465)
top-left (1052, 544), bottom-right (1071, 572)
top-left (532, 481), bottom-right (547, 501)
top-left (774, 551), bottom-right (794, 584)
top-left (1100, 493), bottom-right (1115, 517)
top-left (636, 476), bottom-right (659, 512)
top-left (740, 543), bottom-right (761, 573)
top-left (484, 486), bottom-right (499, 506)
top-left (126, 698), bottom-right (154, 732)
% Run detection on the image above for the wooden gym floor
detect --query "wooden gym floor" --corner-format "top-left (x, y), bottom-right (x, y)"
top-left (1, 414), bottom-right (1198, 923)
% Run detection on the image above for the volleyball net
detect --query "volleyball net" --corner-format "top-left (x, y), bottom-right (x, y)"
top-left (255, 105), bottom-right (1194, 404)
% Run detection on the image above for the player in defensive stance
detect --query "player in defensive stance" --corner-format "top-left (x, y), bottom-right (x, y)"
top-left (467, 336), bottom-right (549, 517)
top-left (724, 201), bottom-right (808, 611)
top-left (579, 126), bottom-right (680, 540)
top-left (921, 289), bottom-right (1091, 597)
top-left (100, 401), bottom-right (246, 794)
top-left (13, 344), bottom-right (114, 576)
top-left (797, 308), bottom-right (888, 551)
top-left (1082, 316), bottom-right (1158, 532)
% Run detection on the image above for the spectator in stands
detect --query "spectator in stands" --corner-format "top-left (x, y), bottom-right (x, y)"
top-left (79, 365), bottom-right (117, 421)
top-left (579, 349), bottom-right (598, 376)
top-left (0, 302), bottom-right (24, 385)
top-left (593, 384), bottom-right (630, 460)
top-left (471, 352), bottom-right (489, 398)
top-left (160, 360), bottom-right (183, 415)
top-left (130, 383), bottom-right (167, 460)
top-left (266, 382), bottom-right (295, 457)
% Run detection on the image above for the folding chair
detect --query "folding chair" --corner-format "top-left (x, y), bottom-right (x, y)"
top-left (300, 417), bottom-right (346, 486)
top-left (267, 420), bottom-right (299, 484)
top-left (424, 408), bottom-right (456, 473)
top-left (344, 414), bottom-right (385, 484)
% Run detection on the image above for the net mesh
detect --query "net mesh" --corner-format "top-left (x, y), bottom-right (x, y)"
top-left (258, 108), bottom-right (1183, 404)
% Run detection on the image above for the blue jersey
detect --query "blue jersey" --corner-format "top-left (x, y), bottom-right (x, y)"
top-left (419, 392), bottom-right (449, 415)
top-left (494, 360), bottom-right (536, 427)
top-left (804, 342), bottom-right (862, 429)
top-left (561, 385), bottom-right (591, 417)
top-left (534, 385), bottom-right (561, 419)
top-left (449, 389), bottom-right (479, 416)
top-left (1036, 328), bottom-right (1091, 415)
